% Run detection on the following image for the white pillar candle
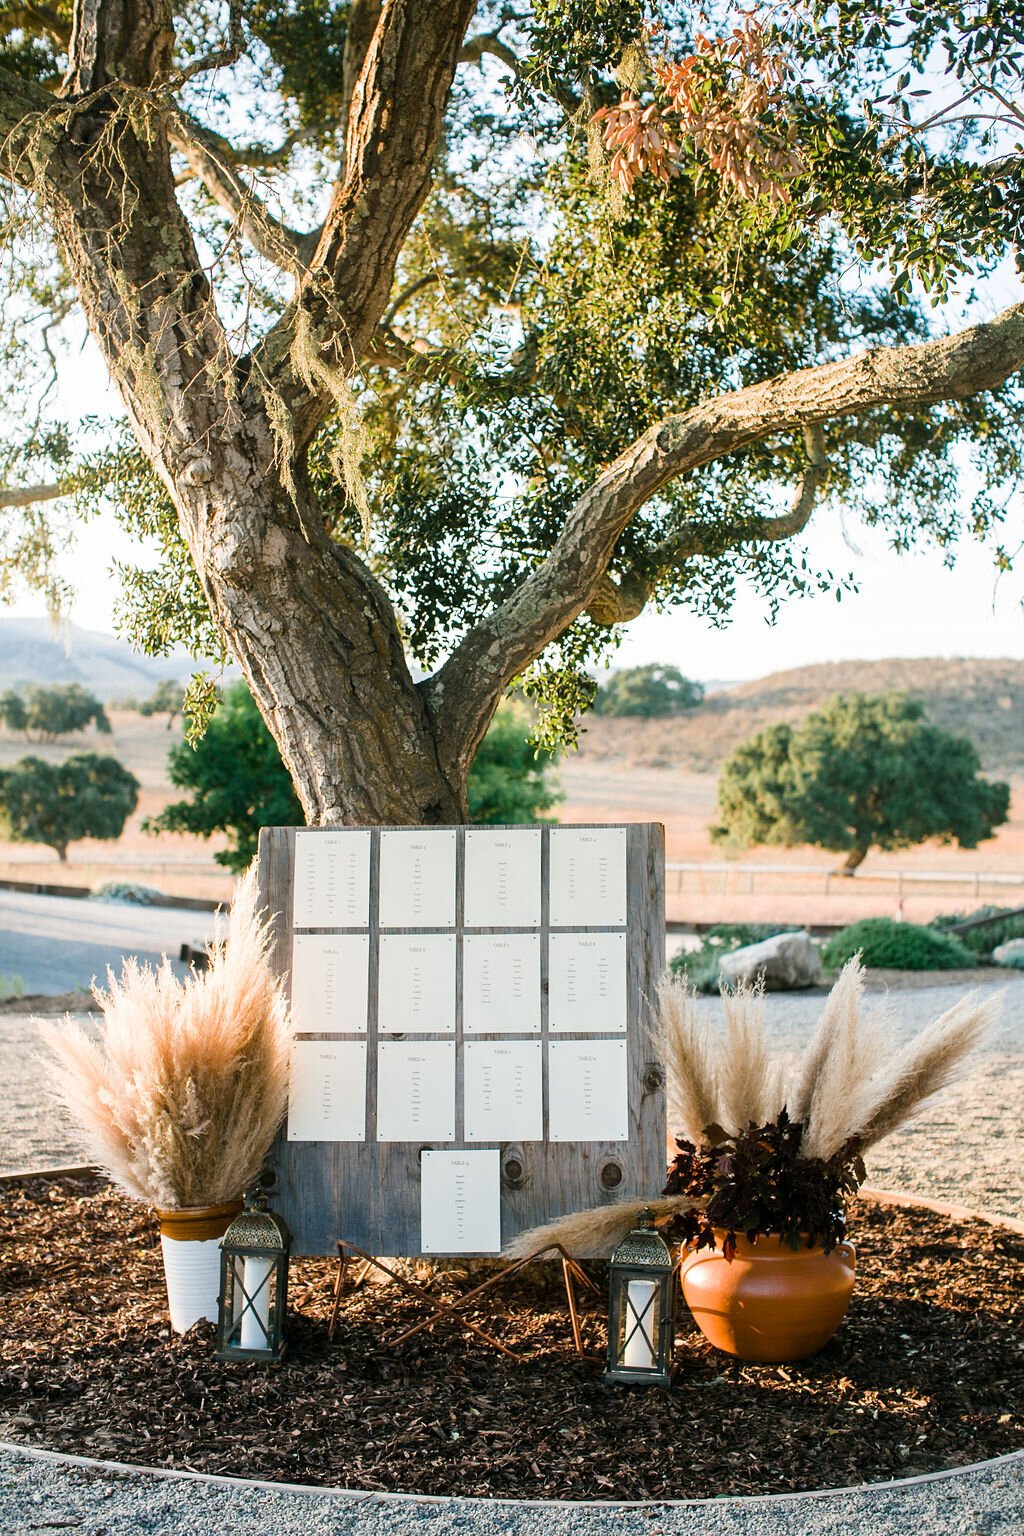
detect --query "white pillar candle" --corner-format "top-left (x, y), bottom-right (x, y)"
top-left (623, 1278), bottom-right (658, 1369)
top-left (240, 1256), bottom-right (274, 1350)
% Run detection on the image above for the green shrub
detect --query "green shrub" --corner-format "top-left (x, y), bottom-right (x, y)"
top-left (821, 918), bottom-right (975, 972)
top-left (931, 906), bottom-right (1024, 960)
top-left (670, 923), bottom-right (801, 992)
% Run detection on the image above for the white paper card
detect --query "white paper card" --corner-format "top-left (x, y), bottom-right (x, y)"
top-left (292, 829), bottom-right (371, 928)
top-left (378, 933), bottom-right (456, 1034)
top-left (548, 1039), bottom-right (629, 1141)
top-left (462, 933), bottom-right (541, 1034)
top-left (420, 1149), bottom-right (501, 1254)
top-left (377, 1041), bottom-right (456, 1141)
top-left (464, 1041), bottom-right (543, 1142)
top-left (549, 827), bottom-right (627, 928)
top-left (548, 932), bottom-right (627, 1034)
top-left (463, 828), bottom-right (542, 927)
top-left (290, 933), bottom-right (369, 1032)
top-left (378, 829), bottom-right (457, 927)
top-left (288, 1040), bottom-right (366, 1141)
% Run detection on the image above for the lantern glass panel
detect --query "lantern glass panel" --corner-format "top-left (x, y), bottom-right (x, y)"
top-left (615, 1274), bottom-right (659, 1370)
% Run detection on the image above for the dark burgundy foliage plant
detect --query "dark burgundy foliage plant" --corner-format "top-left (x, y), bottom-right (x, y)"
top-left (663, 1110), bottom-right (867, 1259)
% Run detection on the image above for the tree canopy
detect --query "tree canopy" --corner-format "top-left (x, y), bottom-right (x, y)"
top-left (0, 684), bottom-right (110, 741)
top-left (0, 0), bottom-right (1021, 824)
top-left (0, 752), bottom-right (139, 860)
top-left (593, 663), bottom-right (704, 716)
top-left (711, 691), bottom-right (1011, 870)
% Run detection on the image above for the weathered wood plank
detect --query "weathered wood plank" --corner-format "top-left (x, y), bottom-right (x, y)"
top-left (258, 822), bottom-right (666, 1256)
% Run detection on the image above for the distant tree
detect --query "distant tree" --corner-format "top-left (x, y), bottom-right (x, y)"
top-left (0, 690), bottom-right (27, 734)
top-left (10, 684), bottom-right (112, 742)
top-left (712, 693), bottom-right (1011, 873)
top-left (0, 753), bottom-right (139, 861)
top-left (146, 683), bottom-right (302, 872)
top-left (465, 701), bottom-right (561, 825)
top-left (593, 666), bottom-right (704, 719)
top-left (138, 680), bottom-right (186, 730)
top-left (149, 686), bottom-right (560, 872)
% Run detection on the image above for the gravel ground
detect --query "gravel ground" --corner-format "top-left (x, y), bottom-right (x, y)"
top-left (1, 1446), bottom-right (1023, 1535)
top-left (693, 973), bottom-right (1024, 1223)
top-left (3, 972), bottom-right (1023, 1533)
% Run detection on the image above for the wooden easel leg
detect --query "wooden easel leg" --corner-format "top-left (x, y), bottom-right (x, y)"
top-left (562, 1255), bottom-right (584, 1356)
top-left (328, 1244), bottom-right (348, 1341)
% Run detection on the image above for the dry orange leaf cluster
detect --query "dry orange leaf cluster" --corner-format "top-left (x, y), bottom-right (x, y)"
top-left (594, 15), bottom-right (803, 204)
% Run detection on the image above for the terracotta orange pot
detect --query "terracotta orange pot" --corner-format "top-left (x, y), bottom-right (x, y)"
top-left (679, 1231), bottom-right (856, 1362)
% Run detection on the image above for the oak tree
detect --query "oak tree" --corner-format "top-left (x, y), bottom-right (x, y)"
top-left (0, 752), bottom-right (140, 860)
top-left (1, 1), bottom-right (1023, 827)
top-left (711, 692), bottom-right (1011, 872)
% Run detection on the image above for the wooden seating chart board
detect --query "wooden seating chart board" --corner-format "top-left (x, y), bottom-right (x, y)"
top-left (257, 822), bottom-right (666, 1256)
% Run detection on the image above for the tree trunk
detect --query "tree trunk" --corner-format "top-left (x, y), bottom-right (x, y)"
top-left (55, 843), bottom-right (68, 862)
top-left (170, 450), bottom-right (465, 828)
top-left (840, 847), bottom-right (868, 875)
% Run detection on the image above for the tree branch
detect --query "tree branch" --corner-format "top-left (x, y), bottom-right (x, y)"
top-left (427, 302), bottom-right (1024, 777)
top-left (174, 0), bottom-right (243, 82)
top-left (244, 0), bottom-right (478, 446)
top-left (0, 481), bottom-right (65, 509)
top-left (169, 112), bottom-right (317, 273)
top-left (584, 425), bottom-right (829, 624)
top-left (459, 32), bottom-right (519, 73)
top-left (0, 64), bottom-right (57, 184)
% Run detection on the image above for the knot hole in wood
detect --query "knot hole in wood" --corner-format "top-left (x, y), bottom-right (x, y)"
top-left (600, 1161), bottom-right (624, 1190)
top-left (643, 1063), bottom-right (665, 1094)
top-left (501, 1148), bottom-right (528, 1188)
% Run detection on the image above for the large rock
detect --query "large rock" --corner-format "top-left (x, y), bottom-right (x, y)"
top-left (992, 938), bottom-right (1024, 969)
top-left (719, 931), bottom-right (821, 991)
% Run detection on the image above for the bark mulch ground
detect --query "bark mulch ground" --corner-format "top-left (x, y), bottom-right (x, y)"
top-left (1, 1173), bottom-right (1022, 1501)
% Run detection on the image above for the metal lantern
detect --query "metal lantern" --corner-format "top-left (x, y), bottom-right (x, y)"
top-left (216, 1191), bottom-right (291, 1361)
top-left (604, 1207), bottom-right (676, 1388)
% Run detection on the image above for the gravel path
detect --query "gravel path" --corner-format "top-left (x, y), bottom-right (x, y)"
top-left (1, 1446), bottom-right (1023, 1536)
top-left (0, 889), bottom-right (217, 997)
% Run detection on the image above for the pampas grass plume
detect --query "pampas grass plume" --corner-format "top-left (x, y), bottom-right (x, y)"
top-left (504, 1195), bottom-right (699, 1260)
top-left (39, 866), bottom-right (291, 1209)
top-left (654, 972), bottom-right (721, 1143)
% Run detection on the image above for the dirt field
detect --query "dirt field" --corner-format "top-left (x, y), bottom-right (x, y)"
top-left (0, 708), bottom-right (1021, 926)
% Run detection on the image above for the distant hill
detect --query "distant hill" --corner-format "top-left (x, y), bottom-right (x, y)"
top-left (579, 657), bottom-right (1024, 777)
top-left (0, 617), bottom-right (208, 701)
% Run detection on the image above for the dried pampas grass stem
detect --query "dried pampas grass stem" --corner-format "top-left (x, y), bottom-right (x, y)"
top-left (39, 866), bottom-right (292, 1209)
top-left (654, 973), bottom-right (721, 1144)
top-left (503, 1196), bottom-right (700, 1261)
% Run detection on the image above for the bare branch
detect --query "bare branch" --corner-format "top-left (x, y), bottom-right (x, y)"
top-left (245, 0), bottom-right (478, 445)
top-left (174, 0), bottom-right (243, 83)
top-left (0, 481), bottom-right (65, 509)
top-left (382, 272), bottom-right (440, 328)
top-left (459, 32), bottom-right (519, 73)
top-left (427, 303), bottom-right (1024, 776)
top-left (0, 65), bottom-right (56, 184)
top-left (583, 424), bottom-right (827, 624)
top-left (169, 112), bottom-right (317, 273)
